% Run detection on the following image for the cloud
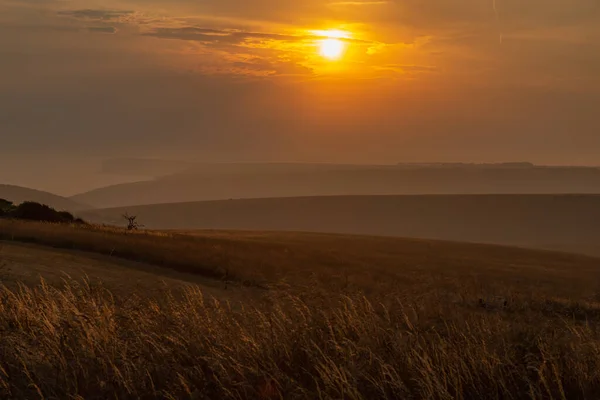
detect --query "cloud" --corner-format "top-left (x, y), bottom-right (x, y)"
top-left (87, 26), bottom-right (118, 34)
top-left (230, 58), bottom-right (313, 76)
top-left (57, 9), bottom-right (134, 21)
top-left (141, 25), bottom-right (381, 51)
top-left (142, 26), bottom-right (306, 45)
top-left (2, 0), bottom-right (600, 169)
top-left (137, 23), bottom-right (392, 78)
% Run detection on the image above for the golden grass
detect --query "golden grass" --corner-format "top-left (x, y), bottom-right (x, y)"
top-left (3, 278), bottom-right (600, 399)
top-left (2, 219), bottom-right (598, 295)
top-left (0, 220), bottom-right (237, 282)
top-left (2, 220), bottom-right (600, 398)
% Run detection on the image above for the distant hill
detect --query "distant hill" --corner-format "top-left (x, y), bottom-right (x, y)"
top-left (0, 184), bottom-right (90, 212)
top-left (101, 158), bottom-right (194, 177)
top-left (71, 164), bottom-right (600, 208)
top-left (101, 159), bottom-right (420, 177)
top-left (82, 194), bottom-right (600, 257)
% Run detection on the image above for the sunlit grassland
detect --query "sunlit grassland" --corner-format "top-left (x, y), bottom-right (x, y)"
top-left (2, 219), bottom-right (600, 398)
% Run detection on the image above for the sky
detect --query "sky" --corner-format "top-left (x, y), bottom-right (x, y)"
top-left (1, 0), bottom-right (600, 193)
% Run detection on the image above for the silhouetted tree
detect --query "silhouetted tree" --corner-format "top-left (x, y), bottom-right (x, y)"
top-left (123, 213), bottom-right (143, 230)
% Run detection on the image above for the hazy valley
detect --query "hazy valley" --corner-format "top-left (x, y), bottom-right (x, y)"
top-left (72, 163), bottom-right (600, 208)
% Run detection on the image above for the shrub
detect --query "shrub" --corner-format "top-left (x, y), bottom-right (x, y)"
top-left (0, 198), bottom-right (12, 208)
top-left (0, 199), bottom-right (14, 214)
top-left (9, 202), bottom-right (77, 223)
top-left (58, 210), bottom-right (77, 221)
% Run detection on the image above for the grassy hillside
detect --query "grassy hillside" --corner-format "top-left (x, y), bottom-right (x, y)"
top-left (0, 242), bottom-right (237, 299)
top-left (70, 165), bottom-right (600, 208)
top-left (6, 218), bottom-right (590, 292)
top-left (84, 194), bottom-right (600, 257)
top-left (2, 221), bottom-right (600, 398)
top-left (0, 184), bottom-right (90, 212)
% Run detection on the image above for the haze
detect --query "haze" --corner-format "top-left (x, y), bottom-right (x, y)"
top-left (4, 2), bottom-right (600, 396)
top-left (1, 0), bottom-right (599, 193)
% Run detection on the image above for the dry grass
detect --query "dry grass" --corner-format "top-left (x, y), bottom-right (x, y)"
top-left (3, 278), bottom-right (600, 399)
top-left (0, 242), bottom-right (244, 301)
top-left (2, 220), bottom-right (600, 398)
top-left (2, 219), bottom-right (599, 295)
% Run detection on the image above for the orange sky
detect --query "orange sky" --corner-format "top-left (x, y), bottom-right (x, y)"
top-left (1, 0), bottom-right (599, 172)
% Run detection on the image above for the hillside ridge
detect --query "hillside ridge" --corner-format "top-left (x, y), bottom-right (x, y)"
top-left (0, 184), bottom-right (91, 212)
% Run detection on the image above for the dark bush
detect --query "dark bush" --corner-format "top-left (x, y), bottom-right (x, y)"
top-left (0, 198), bottom-right (14, 211)
top-left (0, 199), bottom-right (15, 218)
top-left (9, 202), bottom-right (77, 223)
top-left (58, 210), bottom-right (76, 221)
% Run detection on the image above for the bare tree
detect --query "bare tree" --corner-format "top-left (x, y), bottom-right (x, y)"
top-left (122, 213), bottom-right (143, 231)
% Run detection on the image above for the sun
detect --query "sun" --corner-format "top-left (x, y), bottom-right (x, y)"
top-left (319, 38), bottom-right (345, 60)
top-left (313, 29), bottom-right (350, 61)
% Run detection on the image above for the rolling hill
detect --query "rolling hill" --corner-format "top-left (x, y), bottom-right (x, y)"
top-left (82, 194), bottom-right (600, 257)
top-left (70, 164), bottom-right (600, 208)
top-left (0, 241), bottom-right (233, 299)
top-left (2, 219), bottom-right (600, 300)
top-left (0, 184), bottom-right (90, 211)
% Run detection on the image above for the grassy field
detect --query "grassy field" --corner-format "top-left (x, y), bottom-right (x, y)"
top-left (0, 241), bottom-right (242, 300)
top-left (2, 220), bottom-right (600, 398)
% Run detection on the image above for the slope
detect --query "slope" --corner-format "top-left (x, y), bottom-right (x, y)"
top-left (0, 184), bottom-right (90, 211)
top-left (2, 219), bottom-right (599, 297)
top-left (70, 165), bottom-right (600, 208)
top-left (83, 194), bottom-right (600, 257)
top-left (4, 221), bottom-right (600, 398)
top-left (0, 241), bottom-right (234, 299)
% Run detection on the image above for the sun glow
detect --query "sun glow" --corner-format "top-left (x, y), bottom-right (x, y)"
top-left (313, 29), bottom-right (351, 39)
top-left (314, 29), bottom-right (351, 61)
top-left (319, 38), bottom-right (345, 60)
